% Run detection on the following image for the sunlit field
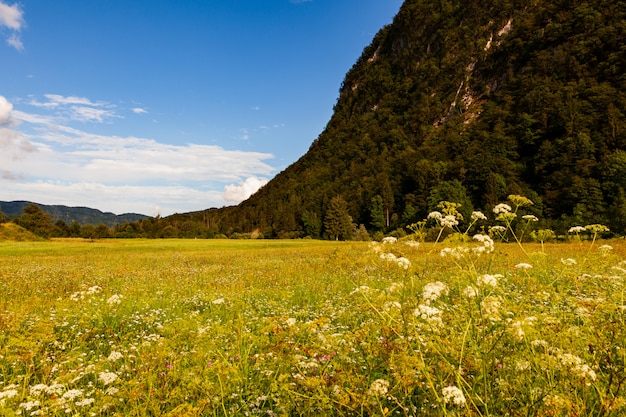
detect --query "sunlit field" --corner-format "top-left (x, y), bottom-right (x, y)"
top-left (1, 236), bottom-right (625, 416)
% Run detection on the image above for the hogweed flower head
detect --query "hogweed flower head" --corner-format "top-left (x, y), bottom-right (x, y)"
top-left (442, 385), bottom-right (466, 407)
top-left (493, 203), bottom-right (512, 214)
top-left (367, 379), bottom-right (390, 397)
top-left (508, 194), bottom-right (534, 207)
top-left (471, 211), bottom-right (487, 221)
top-left (422, 281), bottom-right (449, 303)
top-left (568, 226), bottom-right (586, 234)
top-left (522, 214), bottom-right (539, 222)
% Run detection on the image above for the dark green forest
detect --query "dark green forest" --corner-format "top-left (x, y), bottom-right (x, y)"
top-left (6, 0), bottom-right (626, 240)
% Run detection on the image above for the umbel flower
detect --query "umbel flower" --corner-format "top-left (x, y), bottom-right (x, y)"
top-left (442, 385), bottom-right (466, 407)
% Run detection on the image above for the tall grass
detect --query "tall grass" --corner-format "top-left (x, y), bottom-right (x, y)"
top-left (0, 238), bottom-right (624, 416)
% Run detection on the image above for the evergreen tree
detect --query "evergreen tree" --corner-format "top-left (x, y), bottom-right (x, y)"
top-left (324, 196), bottom-right (353, 241)
top-left (369, 195), bottom-right (386, 230)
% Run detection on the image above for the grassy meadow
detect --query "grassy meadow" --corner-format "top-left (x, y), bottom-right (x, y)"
top-left (0, 237), bottom-right (625, 416)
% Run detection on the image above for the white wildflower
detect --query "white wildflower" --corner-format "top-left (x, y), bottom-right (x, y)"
top-left (44, 383), bottom-right (64, 396)
top-left (477, 274), bottom-right (501, 287)
top-left (0, 389), bottom-right (18, 400)
top-left (107, 351), bottom-right (124, 361)
top-left (422, 281), bottom-right (449, 303)
top-left (106, 294), bottom-right (122, 305)
top-left (440, 246), bottom-right (469, 259)
top-left (98, 371), bottom-right (118, 386)
top-left (428, 211), bottom-right (443, 221)
top-left (414, 304), bottom-right (443, 327)
top-left (367, 379), bottom-right (389, 397)
top-left (62, 389), bottom-right (83, 401)
top-left (382, 236), bottom-right (397, 244)
top-left (383, 301), bottom-right (402, 311)
top-left (473, 233), bottom-right (494, 252)
top-left (571, 364), bottom-right (597, 385)
top-left (515, 263), bottom-right (533, 270)
top-left (386, 282), bottom-right (404, 293)
top-left (212, 298), bottom-right (225, 305)
top-left (285, 317), bottom-right (297, 327)
top-left (598, 244), bottom-right (613, 254)
top-left (522, 214), bottom-right (539, 222)
top-left (403, 240), bottom-right (420, 248)
top-left (396, 257), bottom-right (411, 269)
top-left (442, 385), bottom-right (466, 407)
top-left (568, 226), bottom-right (586, 234)
top-left (18, 401), bottom-right (40, 411)
top-left (560, 258), bottom-right (577, 266)
top-left (29, 384), bottom-right (48, 396)
top-left (489, 225), bottom-right (506, 234)
top-left (471, 211), bottom-right (487, 221)
top-left (75, 397), bottom-right (95, 407)
top-left (440, 215), bottom-right (458, 228)
top-left (493, 203), bottom-right (512, 214)
top-left (462, 286), bottom-right (478, 298)
top-left (481, 296), bottom-right (501, 320)
top-left (105, 387), bottom-right (119, 396)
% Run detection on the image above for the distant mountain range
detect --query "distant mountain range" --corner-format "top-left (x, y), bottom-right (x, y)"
top-left (0, 201), bottom-right (149, 228)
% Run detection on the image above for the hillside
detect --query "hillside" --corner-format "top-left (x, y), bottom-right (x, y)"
top-left (0, 201), bottom-right (149, 227)
top-left (165, 0), bottom-right (626, 238)
top-left (0, 223), bottom-right (43, 241)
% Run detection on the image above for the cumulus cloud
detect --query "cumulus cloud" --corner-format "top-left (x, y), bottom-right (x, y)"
top-left (0, 95), bottom-right (13, 124)
top-left (0, 1), bottom-right (25, 50)
top-left (223, 176), bottom-right (268, 204)
top-left (132, 107), bottom-right (148, 114)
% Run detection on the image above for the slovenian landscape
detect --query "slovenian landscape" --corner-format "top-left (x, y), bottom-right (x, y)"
top-left (2, 0), bottom-right (626, 415)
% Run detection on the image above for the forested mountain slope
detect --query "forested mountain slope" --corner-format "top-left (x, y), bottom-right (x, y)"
top-left (172, 0), bottom-right (626, 237)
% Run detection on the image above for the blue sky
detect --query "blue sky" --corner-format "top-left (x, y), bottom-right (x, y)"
top-left (0, 0), bottom-right (402, 216)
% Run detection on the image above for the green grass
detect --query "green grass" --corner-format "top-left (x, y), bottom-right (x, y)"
top-left (0, 238), bottom-right (625, 416)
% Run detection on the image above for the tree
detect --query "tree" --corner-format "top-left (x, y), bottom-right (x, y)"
top-left (0, 205), bottom-right (5, 223)
top-left (14, 204), bottom-right (54, 238)
top-left (324, 196), bottom-right (354, 241)
top-left (369, 195), bottom-right (386, 230)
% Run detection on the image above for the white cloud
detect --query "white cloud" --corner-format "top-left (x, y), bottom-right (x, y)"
top-left (29, 94), bottom-right (118, 123)
top-left (223, 176), bottom-right (268, 204)
top-left (0, 1), bottom-right (24, 51)
top-left (132, 107), bottom-right (148, 114)
top-left (0, 1), bottom-right (23, 30)
top-left (0, 95), bottom-right (12, 124)
top-left (1, 104), bottom-right (276, 215)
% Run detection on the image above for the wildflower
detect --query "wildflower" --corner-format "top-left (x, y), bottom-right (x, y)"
top-left (99, 371), bottom-right (118, 386)
top-left (493, 203), bottom-right (512, 214)
top-left (386, 282), bottom-right (404, 293)
top-left (30, 384), bottom-right (48, 396)
top-left (414, 304), bottom-right (443, 327)
top-left (212, 298), bottom-right (225, 305)
top-left (471, 211), bottom-right (487, 221)
top-left (18, 401), bottom-right (40, 411)
top-left (403, 240), bottom-right (420, 248)
top-left (0, 389), bottom-right (18, 400)
top-left (571, 364), bottom-right (597, 385)
top-left (481, 296), bottom-right (501, 320)
top-left (422, 281), bottom-right (449, 303)
top-left (477, 274), bottom-right (501, 287)
top-left (45, 384), bottom-right (64, 396)
top-left (384, 301), bottom-right (402, 311)
top-left (440, 215), bottom-right (459, 228)
top-left (75, 397), bottom-right (95, 407)
top-left (380, 252), bottom-right (397, 262)
top-left (568, 226), bottom-right (586, 233)
top-left (489, 225), bottom-right (506, 233)
top-left (509, 194), bottom-right (534, 207)
top-left (382, 236), bottom-right (397, 244)
top-left (473, 233), bottom-right (494, 253)
top-left (62, 389), bottom-right (83, 401)
top-left (442, 385), bottom-right (466, 407)
top-left (427, 211), bottom-right (443, 221)
top-left (462, 286), bottom-right (478, 298)
top-left (285, 317), bottom-right (297, 327)
top-left (522, 214), bottom-right (539, 222)
top-left (515, 263), bottom-right (533, 270)
top-left (439, 246), bottom-right (469, 259)
top-left (560, 258), bottom-right (577, 266)
top-left (106, 294), bottom-right (122, 305)
top-left (585, 224), bottom-right (610, 234)
top-left (396, 257), bottom-right (411, 269)
top-left (367, 379), bottom-right (390, 397)
top-left (105, 387), bottom-right (119, 396)
top-left (599, 244), bottom-right (613, 254)
top-left (107, 351), bottom-right (124, 361)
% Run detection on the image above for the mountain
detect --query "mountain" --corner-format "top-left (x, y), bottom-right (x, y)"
top-left (0, 201), bottom-right (149, 228)
top-left (165, 0), bottom-right (626, 238)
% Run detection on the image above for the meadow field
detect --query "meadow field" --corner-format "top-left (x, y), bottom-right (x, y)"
top-left (0, 237), bottom-right (625, 416)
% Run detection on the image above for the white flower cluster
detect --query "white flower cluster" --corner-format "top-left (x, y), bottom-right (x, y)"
top-left (442, 385), bottom-right (466, 407)
top-left (414, 304), bottom-right (443, 328)
top-left (106, 294), bottom-right (123, 306)
top-left (380, 252), bottom-right (411, 269)
top-left (422, 281), bottom-right (449, 303)
top-left (98, 371), bottom-right (118, 386)
top-left (477, 273), bottom-right (501, 287)
top-left (428, 211), bottom-right (459, 229)
top-left (367, 379), bottom-right (390, 397)
top-left (480, 296), bottom-right (501, 321)
top-left (472, 233), bottom-right (494, 254)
